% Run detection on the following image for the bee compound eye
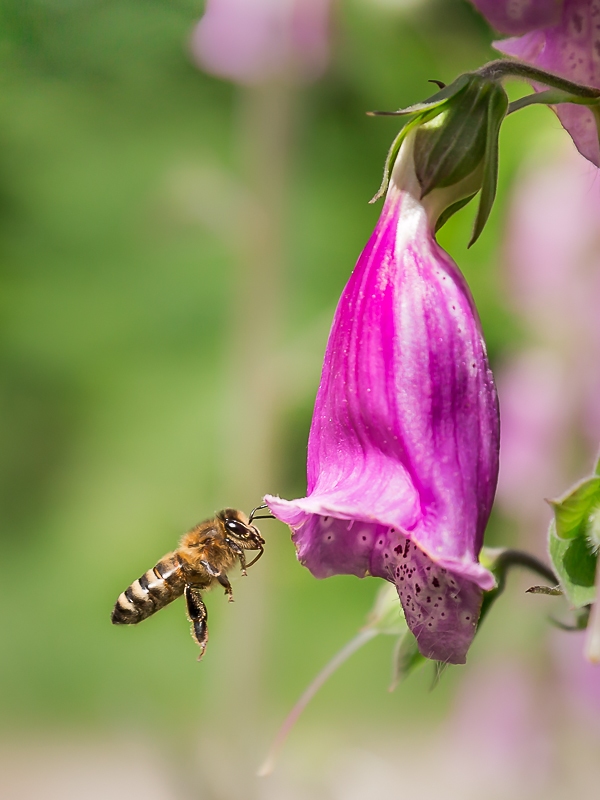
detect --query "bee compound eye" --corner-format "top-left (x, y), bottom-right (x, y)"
top-left (225, 519), bottom-right (249, 537)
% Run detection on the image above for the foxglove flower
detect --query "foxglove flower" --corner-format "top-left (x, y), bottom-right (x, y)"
top-left (266, 119), bottom-right (500, 664)
top-left (191, 0), bottom-right (330, 85)
top-left (472, 0), bottom-right (600, 166)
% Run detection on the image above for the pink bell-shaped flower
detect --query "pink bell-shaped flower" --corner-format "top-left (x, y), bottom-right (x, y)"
top-left (266, 128), bottom-right (500, 665)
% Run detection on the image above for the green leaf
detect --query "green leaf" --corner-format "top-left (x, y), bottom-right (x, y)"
top-left (469, 83), bottom-right (508, 247)
top-left (549, 476), bottom-right (600, 539)
top-left (549, 521), bottom-right (598, 608)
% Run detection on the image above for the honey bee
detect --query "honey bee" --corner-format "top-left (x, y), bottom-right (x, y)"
top-left (111, 507), bottom-right (267, 659)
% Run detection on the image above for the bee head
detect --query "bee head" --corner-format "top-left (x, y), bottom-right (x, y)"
top-left (218, 508), bottom-right (265, 549)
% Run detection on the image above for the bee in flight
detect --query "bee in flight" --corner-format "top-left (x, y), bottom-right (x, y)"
top-left (111, 506), bottom-right (268, 659)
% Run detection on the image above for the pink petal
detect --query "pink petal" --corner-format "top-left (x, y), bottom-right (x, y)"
top-left (491, 0), bottom-right (600, 166)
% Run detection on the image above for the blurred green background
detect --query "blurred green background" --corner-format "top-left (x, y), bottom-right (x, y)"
top-left (0, 1), bottom-right (597, 798)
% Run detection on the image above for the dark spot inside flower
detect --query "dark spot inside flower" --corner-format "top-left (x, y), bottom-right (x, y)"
top-left (428, 623), bottom-right (433, 628)
top-left (432, 578), bottom-right (440, 588)
top-left (378, 539), bottom-right (383, 546)
top-left (434, 603), bottom-right (438, 608)
top-left (441, 613), bottom-right (445, 617)
top-left (415, 584), bottom-right (421, 594)
top-left (404, 541), bottom-right (410, 556)
top-left (426, 596), bottom-right (431, 603)
top-left (384, 553), bottom-right (389, 559)
top-left (326, 535), bottom-right (332, 541)
top-left (394, 544), bottom-right (403, 555)
top-left (362, 535), bottom-right (367, 542)
top-left (438, 596), bottom-right (442, 601)
top-left (465, 616), bottom-right (470, 621)
top-left (323, 517), bottom-right (328, 521)
top-left (426, 567), bottom-right (430, 571)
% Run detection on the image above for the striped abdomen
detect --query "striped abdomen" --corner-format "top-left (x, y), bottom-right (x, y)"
top-left (112, 552), bottom-right (186, 625)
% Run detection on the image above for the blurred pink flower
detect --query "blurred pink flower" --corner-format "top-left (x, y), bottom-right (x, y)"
top-left (191, 0), bottom-right (330, 85)
top-left (471, 0), bottom-right (562, 36)
top-left (497, 145), bottom-right (600, 535)
top-left (442, 661), bottom-right (551, 792)
top-left (553, 631), bottom-right (600, 725)
top-left (472, 0), bottom-right (600, 165)
top-left (496, 350), bottom-right (571, 521)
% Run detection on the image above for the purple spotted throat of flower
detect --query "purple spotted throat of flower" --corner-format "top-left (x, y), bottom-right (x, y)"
top-left (258, 59), bottom-right (600, 774)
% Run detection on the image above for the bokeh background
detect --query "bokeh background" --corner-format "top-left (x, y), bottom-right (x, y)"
top-left (1, 0), bottom-right (599, 798)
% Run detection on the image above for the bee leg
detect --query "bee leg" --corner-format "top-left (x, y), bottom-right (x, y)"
top-left (217, 573), bottom-right (234, 602)
top-left (225, 538), bottom-right (247, 576)
top-left (185, 585), bottom-right (208, 661)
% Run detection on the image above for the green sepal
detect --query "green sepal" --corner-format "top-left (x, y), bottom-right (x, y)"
top-left (549, 519), bottom-right (597, 608)
top-left (366, 582), bottom-right (409, 636)
top-left (368, 73), bottom-right (471, 118)
top-left (370, 113), bottom-right (429, 203)
top-left (413, 77), bottom-right (493, 196)
top-left (469, 83), bottom-right (508, 247)
top-left (435, 193), bottom-right (477, 233)
top-left (368, 74), bottom-right (475, 202)
top-left (389, 631), bottom-right (427, 691)
top-left (548, 475), bottom-right (600, 540)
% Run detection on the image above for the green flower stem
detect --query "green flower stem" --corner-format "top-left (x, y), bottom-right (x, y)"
top-left (478, 59), bottom-right (600, 99)
top-left (257, 628), bottom-right (379, 777)
top-left (480, 549), bottom-right (558, 626)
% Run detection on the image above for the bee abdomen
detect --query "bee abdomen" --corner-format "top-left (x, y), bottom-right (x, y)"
top-left (111, 553), bottom-right (185, 625)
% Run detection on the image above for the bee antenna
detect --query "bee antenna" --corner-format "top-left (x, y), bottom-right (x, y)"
top-left (249, 503), bottom-right (270, 523)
